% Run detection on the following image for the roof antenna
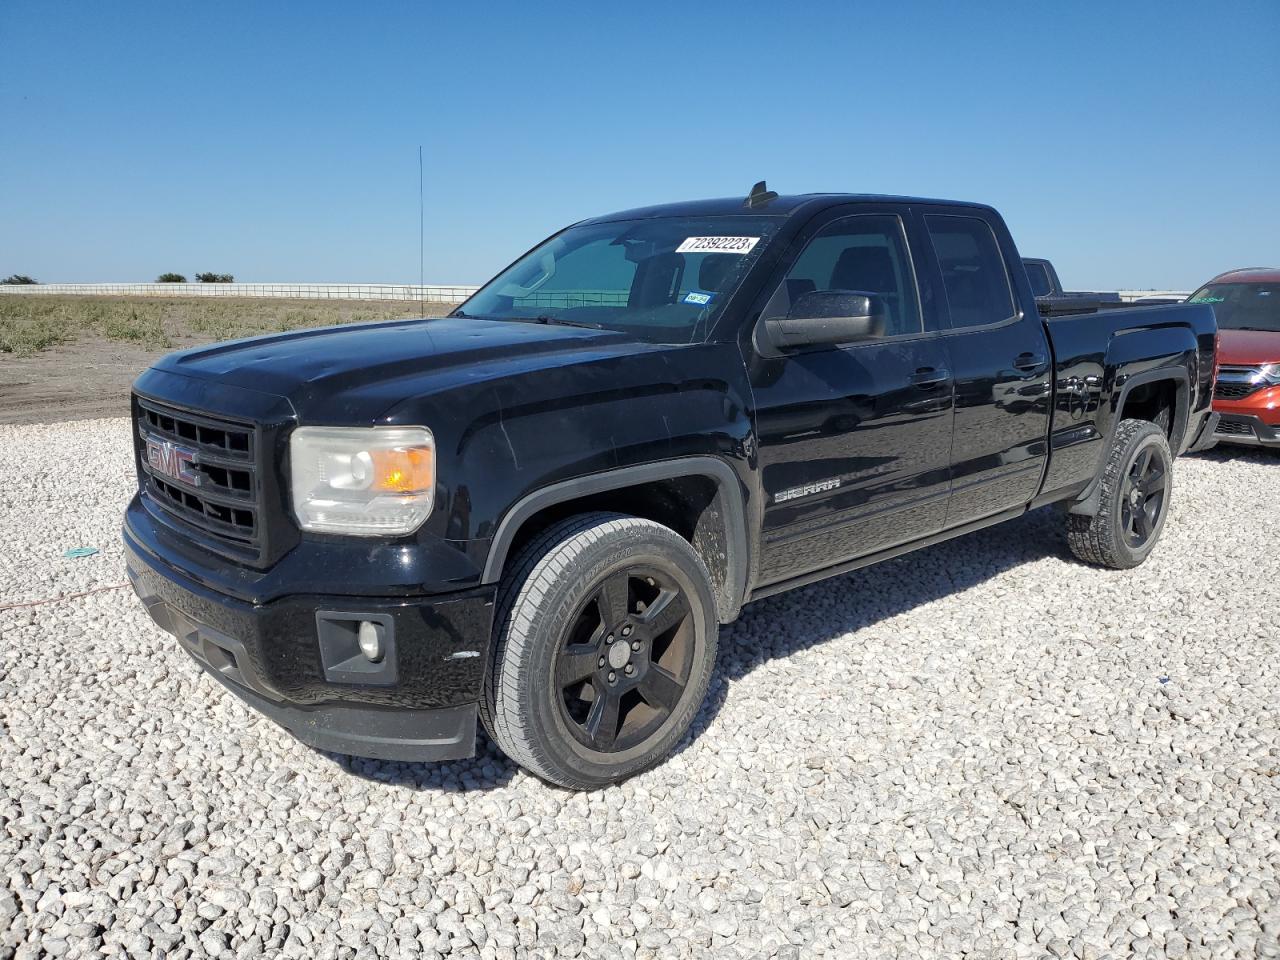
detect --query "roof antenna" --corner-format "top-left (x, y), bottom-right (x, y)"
top-left (744, 180), bottom-right (778, 208)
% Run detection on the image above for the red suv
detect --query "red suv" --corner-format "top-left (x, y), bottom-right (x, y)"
top-left (1191, 267), bottom-right (1280, 448)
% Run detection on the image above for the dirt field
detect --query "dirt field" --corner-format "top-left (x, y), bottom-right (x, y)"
top-left (0, 297), bottom-right (452, 424)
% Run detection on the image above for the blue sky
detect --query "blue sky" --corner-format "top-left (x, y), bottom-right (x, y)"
top-left (1, 0), bottom-right (1276, 289)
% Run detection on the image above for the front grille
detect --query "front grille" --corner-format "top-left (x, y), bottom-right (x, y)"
top-left (1215, 381), bottom-right (1260, 401)
top-left (1214, 416), bottom-right (1255, 437)
top-left (1214, 365), bottom-right (1271, 402)
top-left (135, 397), bottom-right (261, 551)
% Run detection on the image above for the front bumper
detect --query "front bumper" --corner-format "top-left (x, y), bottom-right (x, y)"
top-left (1212, 413), bottom-right (1280, 447)
top-left (124, 534), bottom-right (496, 763)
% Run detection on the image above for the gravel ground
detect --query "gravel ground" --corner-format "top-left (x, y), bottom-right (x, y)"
top-left (2, 418), bottom-right (1278, 960)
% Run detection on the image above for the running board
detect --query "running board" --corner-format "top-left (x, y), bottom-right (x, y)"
top-left (747, 506), bottom-right (1026, 602)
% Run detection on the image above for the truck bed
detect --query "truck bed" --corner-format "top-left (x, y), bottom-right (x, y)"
top-left (1038, 302), bottom-right (1217, 500)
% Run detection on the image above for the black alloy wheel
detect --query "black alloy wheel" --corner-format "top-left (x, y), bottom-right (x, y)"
top-left (1067, 418), bottom-right (1174, 570)
top-left (482, 512), bottom-right (719, 790)
top-left (555, 566), bottom-right (694, 753)
top-left (1120, 443), bottom-right (1169, 548)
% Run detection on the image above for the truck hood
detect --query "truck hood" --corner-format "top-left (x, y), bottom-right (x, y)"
top-left (152, 316), bottom-right (664, 421)
top-left (1218, 328), bottom-right (1280, 366)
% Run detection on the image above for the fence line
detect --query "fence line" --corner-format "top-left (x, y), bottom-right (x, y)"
top-left (1116, 290), bottom-right (1190, 302)
top-left (0, 282), bottom-right (1189, 306)
top-left (0, 282), bottom-right (480, 304)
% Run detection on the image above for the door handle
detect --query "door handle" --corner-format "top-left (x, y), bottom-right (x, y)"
top-left (1014, 352), bottom-right (1048, 372)
top-left (911, 367), bottom-right (950, 388)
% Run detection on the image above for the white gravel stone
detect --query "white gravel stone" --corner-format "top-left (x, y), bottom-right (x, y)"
top-left (2, 418), bottom-right (1279, 960)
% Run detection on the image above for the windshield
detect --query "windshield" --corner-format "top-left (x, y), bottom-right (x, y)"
top-left (455, 215), bottom-right (781, 343)
top-left (1188, 282), bottom-right (1280, 332)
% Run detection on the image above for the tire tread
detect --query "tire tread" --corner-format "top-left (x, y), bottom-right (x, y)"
top-left (1067, 418), bottom-right (1171, 570)
top-left (481, 512), bottom-right (715, 789)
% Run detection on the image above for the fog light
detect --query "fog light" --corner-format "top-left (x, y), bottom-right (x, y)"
top-left (358, 621), bottom-right (383, 662)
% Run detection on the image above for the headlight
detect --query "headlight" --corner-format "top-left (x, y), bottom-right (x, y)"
top-left (1259, 364), bottom-right (1280, 386)
top-left (290, 426), bottom-right (435, 535)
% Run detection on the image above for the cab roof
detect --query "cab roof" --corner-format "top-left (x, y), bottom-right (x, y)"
top-left (582, 192), bottom-right (995, 224)
top-left (1209, 267), bottom-right (1280, 284)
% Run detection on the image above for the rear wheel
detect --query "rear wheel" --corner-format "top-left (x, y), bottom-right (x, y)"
top-left (1067, 418), bottom-right (1173, 569)
top-left (482, 513), bottom-right (718, 789)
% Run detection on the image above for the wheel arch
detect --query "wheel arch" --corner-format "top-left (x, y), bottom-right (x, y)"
top-left (1069, 366), bottom-right (1189, 516)
top-left (482, 457), bottom-right (750, 623)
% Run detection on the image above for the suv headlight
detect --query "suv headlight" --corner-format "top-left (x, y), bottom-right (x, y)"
top-left (290, 426), bottom-right (435, 535)
top-left (1259, 364), bottom-right (1280, 386)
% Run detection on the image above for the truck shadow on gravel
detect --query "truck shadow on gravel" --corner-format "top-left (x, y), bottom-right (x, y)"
top-left (674, 505), bottom-right (1071, 760)
top-left (323, 742), bottom-right (520, 792)
top-left (326, 506), bottom-right (1072, 792)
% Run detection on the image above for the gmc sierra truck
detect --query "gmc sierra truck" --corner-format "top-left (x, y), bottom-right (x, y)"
top-left (124, 185), bottom-right (1219, 789)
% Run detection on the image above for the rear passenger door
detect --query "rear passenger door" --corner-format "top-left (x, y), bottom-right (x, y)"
top-left (748, 205), bottom-right (955, 587)
top-left (920, 209), bottom-right (1052, 526)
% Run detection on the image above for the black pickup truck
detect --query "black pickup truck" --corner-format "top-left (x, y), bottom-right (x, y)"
top-left (124, 185), bottom-right (1218, 789)
top-left (1022, 256), bottom-right (1185, 317)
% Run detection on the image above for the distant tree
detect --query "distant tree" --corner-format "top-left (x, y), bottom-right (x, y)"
top-left (196, 272), bottom-right (234, 283)
top-left (157, 272), bottom-right (187, 283)
top-left (2, 274), bottom-right (38, 284)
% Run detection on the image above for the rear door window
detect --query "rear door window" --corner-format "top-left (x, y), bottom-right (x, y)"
top-left (925, 215), bottom-right (1018, 328)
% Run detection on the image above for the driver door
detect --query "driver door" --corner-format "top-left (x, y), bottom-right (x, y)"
top-left (748, 206), bottom-right (955, 587)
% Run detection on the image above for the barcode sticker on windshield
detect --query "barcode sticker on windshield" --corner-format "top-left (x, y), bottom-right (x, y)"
top-left (675, 236), bottom-right (760, 255)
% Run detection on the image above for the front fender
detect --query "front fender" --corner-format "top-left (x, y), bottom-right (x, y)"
top-left (480, 456), bottom-right (751, 622)
top-left (381, 341), bottom-right (756, 605)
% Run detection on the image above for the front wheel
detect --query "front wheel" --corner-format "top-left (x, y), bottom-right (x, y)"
top-left (1067, 418), bottom-right (1173, 569)
top-left (482, 513), bottom-right (718, 789)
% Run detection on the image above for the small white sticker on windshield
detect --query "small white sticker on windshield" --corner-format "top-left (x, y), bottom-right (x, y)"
top-left (676, 236), bottom-right (760, 255)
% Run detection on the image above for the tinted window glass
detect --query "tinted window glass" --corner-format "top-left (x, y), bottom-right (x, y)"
top-left (926, 215), bottom-right (1017, 328)
top-left (459, 216), bottom-right (780, 344)
top-left (1188, 282), bottom-right (1280, 332)
top-left (771, 215), bottom-right (922, 337)
top-left (1024, 261), bottom-right (1052, 298)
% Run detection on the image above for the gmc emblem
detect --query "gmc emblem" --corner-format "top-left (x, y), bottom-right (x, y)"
top-left (145, 435), bottom-right (200, 486)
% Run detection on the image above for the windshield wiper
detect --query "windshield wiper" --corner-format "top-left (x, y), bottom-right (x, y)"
top-left (519, 315), bottom-right (607, 330)
top-left (455, 311), bottom-right (608, 330)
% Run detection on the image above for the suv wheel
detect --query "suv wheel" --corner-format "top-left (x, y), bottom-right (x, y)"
top-left (1067, 418), bottom-right (1173, 569)
top-left (481, 513), bottom-right (718, 789)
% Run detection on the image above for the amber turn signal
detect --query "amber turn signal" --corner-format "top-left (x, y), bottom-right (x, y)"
top-left (370, 446), bottom-right (434, 494)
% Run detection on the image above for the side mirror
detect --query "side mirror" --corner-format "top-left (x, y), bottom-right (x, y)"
top-left (763, 290), bottom-right (886, 350)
